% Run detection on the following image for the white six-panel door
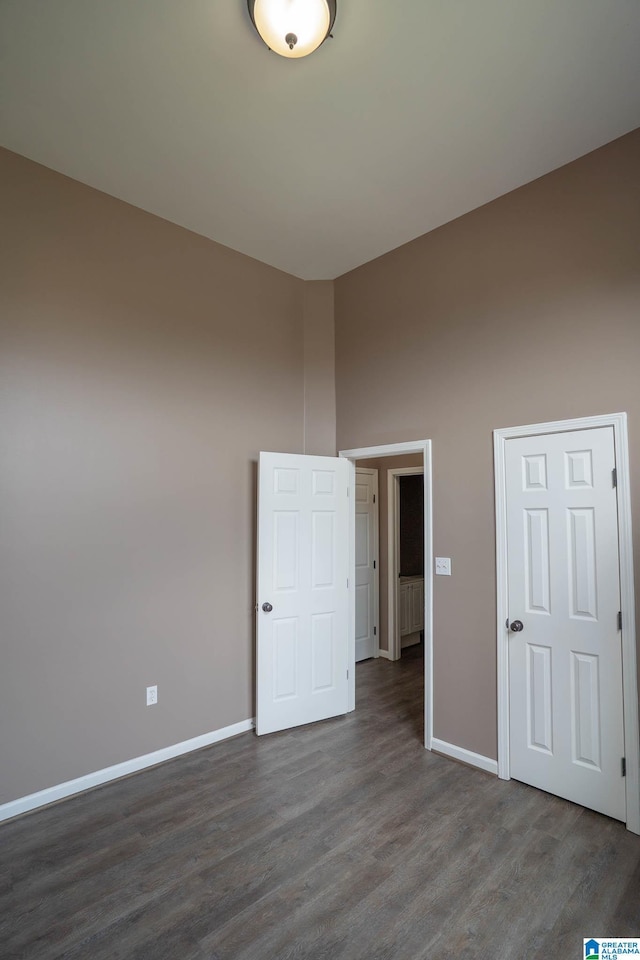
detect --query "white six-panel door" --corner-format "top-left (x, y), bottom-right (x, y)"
top-left (506, 427), bottom-right (625, 821)
top-left (355, 469), bottom-right (378, 662)
top-left (256, 452), bottom-right (349, 735)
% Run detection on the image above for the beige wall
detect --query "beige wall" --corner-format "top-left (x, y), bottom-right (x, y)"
top-left (338, 129), bottom-right (640, 760)
top-left (303, 280), bottom-right (336, 455)
top-left (3, 128), bottom-right (639, 806)
top-left (356, 455), bottom-right (423, 653)
top-left (0, 148), bottom-right (335, 805)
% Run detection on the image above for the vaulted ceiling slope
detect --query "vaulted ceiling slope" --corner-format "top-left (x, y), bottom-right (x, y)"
top-left (1, 0), bottom-right (639, 279)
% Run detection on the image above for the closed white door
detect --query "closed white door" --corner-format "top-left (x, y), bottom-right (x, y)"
top-left (355, 469), bottom-right (378, 662)
top-left (256, 452), bottom-right (349, 735)
top-left (506, 426), bottom-right (625, 821)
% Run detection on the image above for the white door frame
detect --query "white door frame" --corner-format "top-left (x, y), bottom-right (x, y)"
top-left (339, 440), bottom-right (433, 750)
top-left (494, 412), bottom-right (639, 834)
top-left (355, 467), bottom-right (380, 659)
top-left (388, 466), bottom-right (425, 662)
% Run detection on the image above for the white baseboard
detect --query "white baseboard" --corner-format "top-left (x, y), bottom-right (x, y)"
top-left (0, 718), bottom-right (255, 824)
top-left (377, 648), bottom-right (392, 660)
top-left (431, 737), bottom-right (498, 776)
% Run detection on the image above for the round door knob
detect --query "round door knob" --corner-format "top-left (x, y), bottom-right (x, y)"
top-left (262, 602), bottom-right (273, 613)
top-left (510, 620), bottom-right (524, 632)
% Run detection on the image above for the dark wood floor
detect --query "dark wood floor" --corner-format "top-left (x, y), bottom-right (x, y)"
top-left (2, 645), bottom-right (640, 959)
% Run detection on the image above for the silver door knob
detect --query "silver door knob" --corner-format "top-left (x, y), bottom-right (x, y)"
top-left (510, 620), bottom-right (524, 632)
top-left (262, 602), bottom-right (273, 613)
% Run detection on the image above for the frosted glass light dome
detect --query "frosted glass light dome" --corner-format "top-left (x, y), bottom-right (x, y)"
top-left (248, 0), bottom-right (336, 59)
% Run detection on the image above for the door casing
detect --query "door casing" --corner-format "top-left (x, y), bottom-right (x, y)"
top-left (339, 440), bottom-right (433, 750)
top-left (494, 412), bottom-right (639, 834)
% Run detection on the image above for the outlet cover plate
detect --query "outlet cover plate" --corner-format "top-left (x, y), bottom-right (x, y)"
top-left (146, 685), bottom-right (158, 706)
top-left (435, 557), bottom-right (451, 576)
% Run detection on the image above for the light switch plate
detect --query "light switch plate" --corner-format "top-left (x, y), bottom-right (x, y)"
top-left (435, 557), bottom-right (451, 576)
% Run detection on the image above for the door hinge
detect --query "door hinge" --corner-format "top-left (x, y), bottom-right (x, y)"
top-left (612, 467), bottom-right (617, 488)
top-left (373, 493), bottom-right (376, 503)
top-left (374, 626), bottom-right (377, 636)
top-left (622, 757), bottom-right (626, 777)
top-left (347, 578), bottom-right (349, 589)
top-left (347, 669), bottom-right (349, 679)
top-left (618, 610), bottom-right (622, 631)
top-left (373, 560), bottom-right (376, 569)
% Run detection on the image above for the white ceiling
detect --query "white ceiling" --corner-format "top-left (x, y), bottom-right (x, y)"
top-left (1, 0), bottom-right (639, 279)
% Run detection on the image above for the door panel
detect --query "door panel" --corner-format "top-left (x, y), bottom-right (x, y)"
top-left (506, 426), bottom-right (625, 821)
top-left (257, 452), bottom-right (349, 735)
top-left (400, 584), bottom-right (410, 634)
top-left (411, 580), bottom-right (424, 632)
top-left (355, 470), bottom-right (378, 661)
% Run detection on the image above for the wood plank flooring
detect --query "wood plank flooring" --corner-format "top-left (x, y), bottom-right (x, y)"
top-left (2, 644), bottom-right (640, 959)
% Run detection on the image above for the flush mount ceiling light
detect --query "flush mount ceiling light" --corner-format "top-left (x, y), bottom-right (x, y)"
top-left (248, 0), bottom-right (337, 59)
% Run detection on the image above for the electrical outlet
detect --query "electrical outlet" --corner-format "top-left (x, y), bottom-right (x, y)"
top-left (435, 557), bottom-right (452, 576)
top-left (146, 685), bottom-right (158, 706)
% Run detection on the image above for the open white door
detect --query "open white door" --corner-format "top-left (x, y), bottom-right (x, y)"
top-left (355, 468), bottom-right (378, 662)
top-left (256, 452), bottom-right (349, 735)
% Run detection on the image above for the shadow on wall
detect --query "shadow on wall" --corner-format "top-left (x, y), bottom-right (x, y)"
top-left (399, 474), bottom-right (424, 578)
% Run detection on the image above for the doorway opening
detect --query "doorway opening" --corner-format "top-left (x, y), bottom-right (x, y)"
top-left (339, 440), bottom-right (433, 750)
top-left (390, 467), bottom-right (425, 661)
